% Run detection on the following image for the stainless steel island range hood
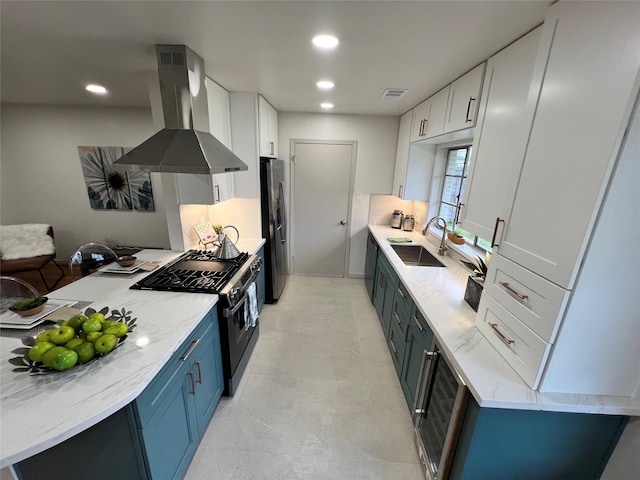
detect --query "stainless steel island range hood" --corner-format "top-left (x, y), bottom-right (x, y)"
top-left (114, 45), bottom-right (247, 175)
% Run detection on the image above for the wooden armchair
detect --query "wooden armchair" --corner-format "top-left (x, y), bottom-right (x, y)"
top-left (0, 224), bottom-right (65, 292)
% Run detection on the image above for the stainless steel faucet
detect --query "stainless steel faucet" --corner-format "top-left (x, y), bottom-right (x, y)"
top-left (422, 216), bottom-right (448, 256)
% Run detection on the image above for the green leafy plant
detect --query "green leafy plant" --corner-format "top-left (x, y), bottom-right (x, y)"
top-left (451, 227), bottom-right (464, 238)
top-left (10, 297), bottom-right (48, 312)
top-left (460, 256), bottom-right (487, 279)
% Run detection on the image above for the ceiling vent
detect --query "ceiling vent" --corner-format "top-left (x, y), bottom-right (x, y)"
top-left (380, 88), bottom-right (408, 100)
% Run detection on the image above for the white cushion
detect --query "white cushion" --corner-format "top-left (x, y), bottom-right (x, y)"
top-left (0, 224), bottom-right (55, 260)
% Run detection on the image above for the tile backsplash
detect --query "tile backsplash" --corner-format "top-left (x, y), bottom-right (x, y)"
top-left (369, 194), bottom-right (428, 231)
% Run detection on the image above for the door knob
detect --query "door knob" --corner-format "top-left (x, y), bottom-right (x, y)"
top-left (340, 220), bottom-right (346, 225)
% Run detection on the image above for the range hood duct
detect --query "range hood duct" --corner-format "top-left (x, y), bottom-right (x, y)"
top-left (114, 45), bottom-right (247, 174)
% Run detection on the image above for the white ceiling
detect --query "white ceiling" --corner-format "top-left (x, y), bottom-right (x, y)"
top-left (0, 1), bottom-right (550, 116)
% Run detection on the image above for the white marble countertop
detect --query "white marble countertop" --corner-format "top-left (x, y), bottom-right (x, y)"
top-left (369, 225), bottom-right (640, 416)
top-left (0, 239), bottom-right (265, 468)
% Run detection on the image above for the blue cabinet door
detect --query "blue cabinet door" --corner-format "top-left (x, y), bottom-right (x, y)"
top-left (190, 311), bottom-right (224, 435)
top-left (400, 309), bottom-right (434, 410)
top-left (140, 363), bottom-right (199, 480)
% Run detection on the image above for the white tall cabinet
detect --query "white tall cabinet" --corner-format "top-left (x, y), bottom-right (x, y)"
top-left (473, 1), bottom-right (640, 396)
top-left (461, 27), bottom-right (542, 242)
top-left (174, 77), bottom-right (235, 204)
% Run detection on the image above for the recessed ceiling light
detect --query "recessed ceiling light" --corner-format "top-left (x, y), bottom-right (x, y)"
top-left (320, 102), bottom-right (334, 110)
top-left (316, 80), bottom-right (335, 90)
top-left (312, 34), bottom-right (339, 49)
top-left (86, 84), bottom-right (108, 95)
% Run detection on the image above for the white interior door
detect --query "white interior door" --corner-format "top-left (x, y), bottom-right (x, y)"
top-left (292, 141), bottom-right (355, 276)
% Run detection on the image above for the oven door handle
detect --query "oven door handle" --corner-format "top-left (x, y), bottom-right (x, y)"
top-left (222, 270), bottom-right (261, 318)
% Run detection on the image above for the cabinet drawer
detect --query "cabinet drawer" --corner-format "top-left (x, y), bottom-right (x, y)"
top-left (476, 293), bottom-right (551, 389)
top-left (394, 280), bottom-right (413, 314)
top-left (410, 308), bottom-right (433, 345)
top-left (485, 255), bottom-right (570, 343)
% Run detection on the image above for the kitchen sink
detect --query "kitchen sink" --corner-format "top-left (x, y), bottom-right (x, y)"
top-left (390, 244), bottom-right (445, 267)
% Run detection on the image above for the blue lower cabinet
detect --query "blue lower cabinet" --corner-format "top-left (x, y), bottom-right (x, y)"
top-left (256, 246), bottom-right (266, 312)
top-left (450, 398), bottom-right (628, 480)
top-left (135, 308), bottom-right (224, 479)
top-left (400, 308), bottom-right (433, 409)
top-left (373, 254), bottom-right (397, 339)
top-left (14, 308), bottom-right (225, 480)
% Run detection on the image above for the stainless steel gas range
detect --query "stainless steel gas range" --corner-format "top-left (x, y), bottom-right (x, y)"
top-left (130, 249), bottom-right (262, 396)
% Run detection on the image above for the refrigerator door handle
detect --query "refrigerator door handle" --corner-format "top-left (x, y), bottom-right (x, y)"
top-left (279, 181), bottom-right (287, 243)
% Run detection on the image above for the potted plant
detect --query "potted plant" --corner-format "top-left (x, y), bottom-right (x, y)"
top-left (447, 227), bottom-right (466, 245)
top-left (460, 255), bottom-right (488, 312)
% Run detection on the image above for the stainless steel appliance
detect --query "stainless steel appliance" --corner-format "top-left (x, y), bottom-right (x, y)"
top-left (113, 44), bottom-right (247, 174)
top-left (403, 214), bottom-right (415, 231)
top-left (260, 157), bottom-right (288, 303)
top-left (130, 249), bottom-right (262, 396)
top-left (414, 338), bottom-right (470, 479)
top-left (391, 210), bottom-right (404, 229)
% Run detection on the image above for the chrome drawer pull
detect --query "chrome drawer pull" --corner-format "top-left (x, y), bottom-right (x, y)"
top-left (397, 287), bottom-right (405, 299)
top-left (180, 339), bottom-right (200, 361)
top-left (489, 322), bottom-right (515, 346)
top-left (412, 315), bottom-right (424, 332)
top-left (390, 339), bottom-right (397, 354)
top-left (394, 311), bottom-right (401, 324)
top-left (499, 281), bottom-right (528, 300)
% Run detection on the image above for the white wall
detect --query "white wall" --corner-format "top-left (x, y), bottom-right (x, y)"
top-left (278, 112), bottom-right (399, 276)
top-left (0, 104), bottom-right (171, 260)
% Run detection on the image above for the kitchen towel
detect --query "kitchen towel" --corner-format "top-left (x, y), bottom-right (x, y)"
top-left (244, 282), bottom-right (259, 330)
top-left (386, 237), bottom-right (413, 243)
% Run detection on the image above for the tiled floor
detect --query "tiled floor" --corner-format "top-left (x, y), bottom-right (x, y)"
top-left (184, 275), bottom-right (424, 480)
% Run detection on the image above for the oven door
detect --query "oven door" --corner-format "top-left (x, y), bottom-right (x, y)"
top-left (222, 295), bottom-right (257, 377)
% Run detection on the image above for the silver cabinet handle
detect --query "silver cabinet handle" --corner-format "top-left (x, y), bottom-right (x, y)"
top-left (194, 361), bottom-right (202, 384)
top-left (269, 141), bottom-right (275, 156)
top-left (465, 96), bottom-right (476, 123)
top-left (394, 311), bottom-right (401, 325)
top-left (186, 371), bottom-right (196, 395)
top-left (499, 281), bottom-right (528, 300)
top-left (390, 339), bottom-right (397, 354)
top-left (413, 315), bottom-right (424, 332)
top-left (214, 185), bottom-right (220, 203)
top-left (398, 185), bottom-right (404, 198)
top-left (397, 287), bottom-right (405, 299)
top-left (491, 217), bottom-right (505, 248)
top-left (489, 322), bottom-right (515, 346)
top-left (180, 339), bottom-right (199, 361)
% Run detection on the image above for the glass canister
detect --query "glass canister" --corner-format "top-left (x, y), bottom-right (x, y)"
top-left (391, 210), bottom-right (404, 229)
top-left (403, 215), bottom-right (415, 231)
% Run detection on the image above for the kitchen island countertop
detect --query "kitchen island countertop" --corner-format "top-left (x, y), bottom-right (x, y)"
top-left (0, 239), bottom-right (265, 468)
top-left (369, 224), bottom-right (640, 416)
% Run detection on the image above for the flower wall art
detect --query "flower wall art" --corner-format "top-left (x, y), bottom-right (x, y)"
top-left (78, 146), bottom-right (155, 211)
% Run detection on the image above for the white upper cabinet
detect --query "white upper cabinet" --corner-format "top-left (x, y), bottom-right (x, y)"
top-left (175, 77), bottom-right (234, 204)
top-left (460, 27), bottom-right (542, 242)
top-left (445, 63), bottom-right (485, 133)
top-left (258, 95), bottom-right (278, 158)
top-left (410, 100), bottom-right (428, 142)
top-left (393, 111), bottom-right (435, 200)
top-left (409, 86), bottom-right (449, 142)
top-left (393, 111), bottom-right (412, 197)
top-left (498, 1), bottom-right (640, 289)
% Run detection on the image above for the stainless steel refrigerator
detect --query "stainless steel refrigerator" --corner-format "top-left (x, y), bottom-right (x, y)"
top-left (259, 157), bottom-right (288, 303)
